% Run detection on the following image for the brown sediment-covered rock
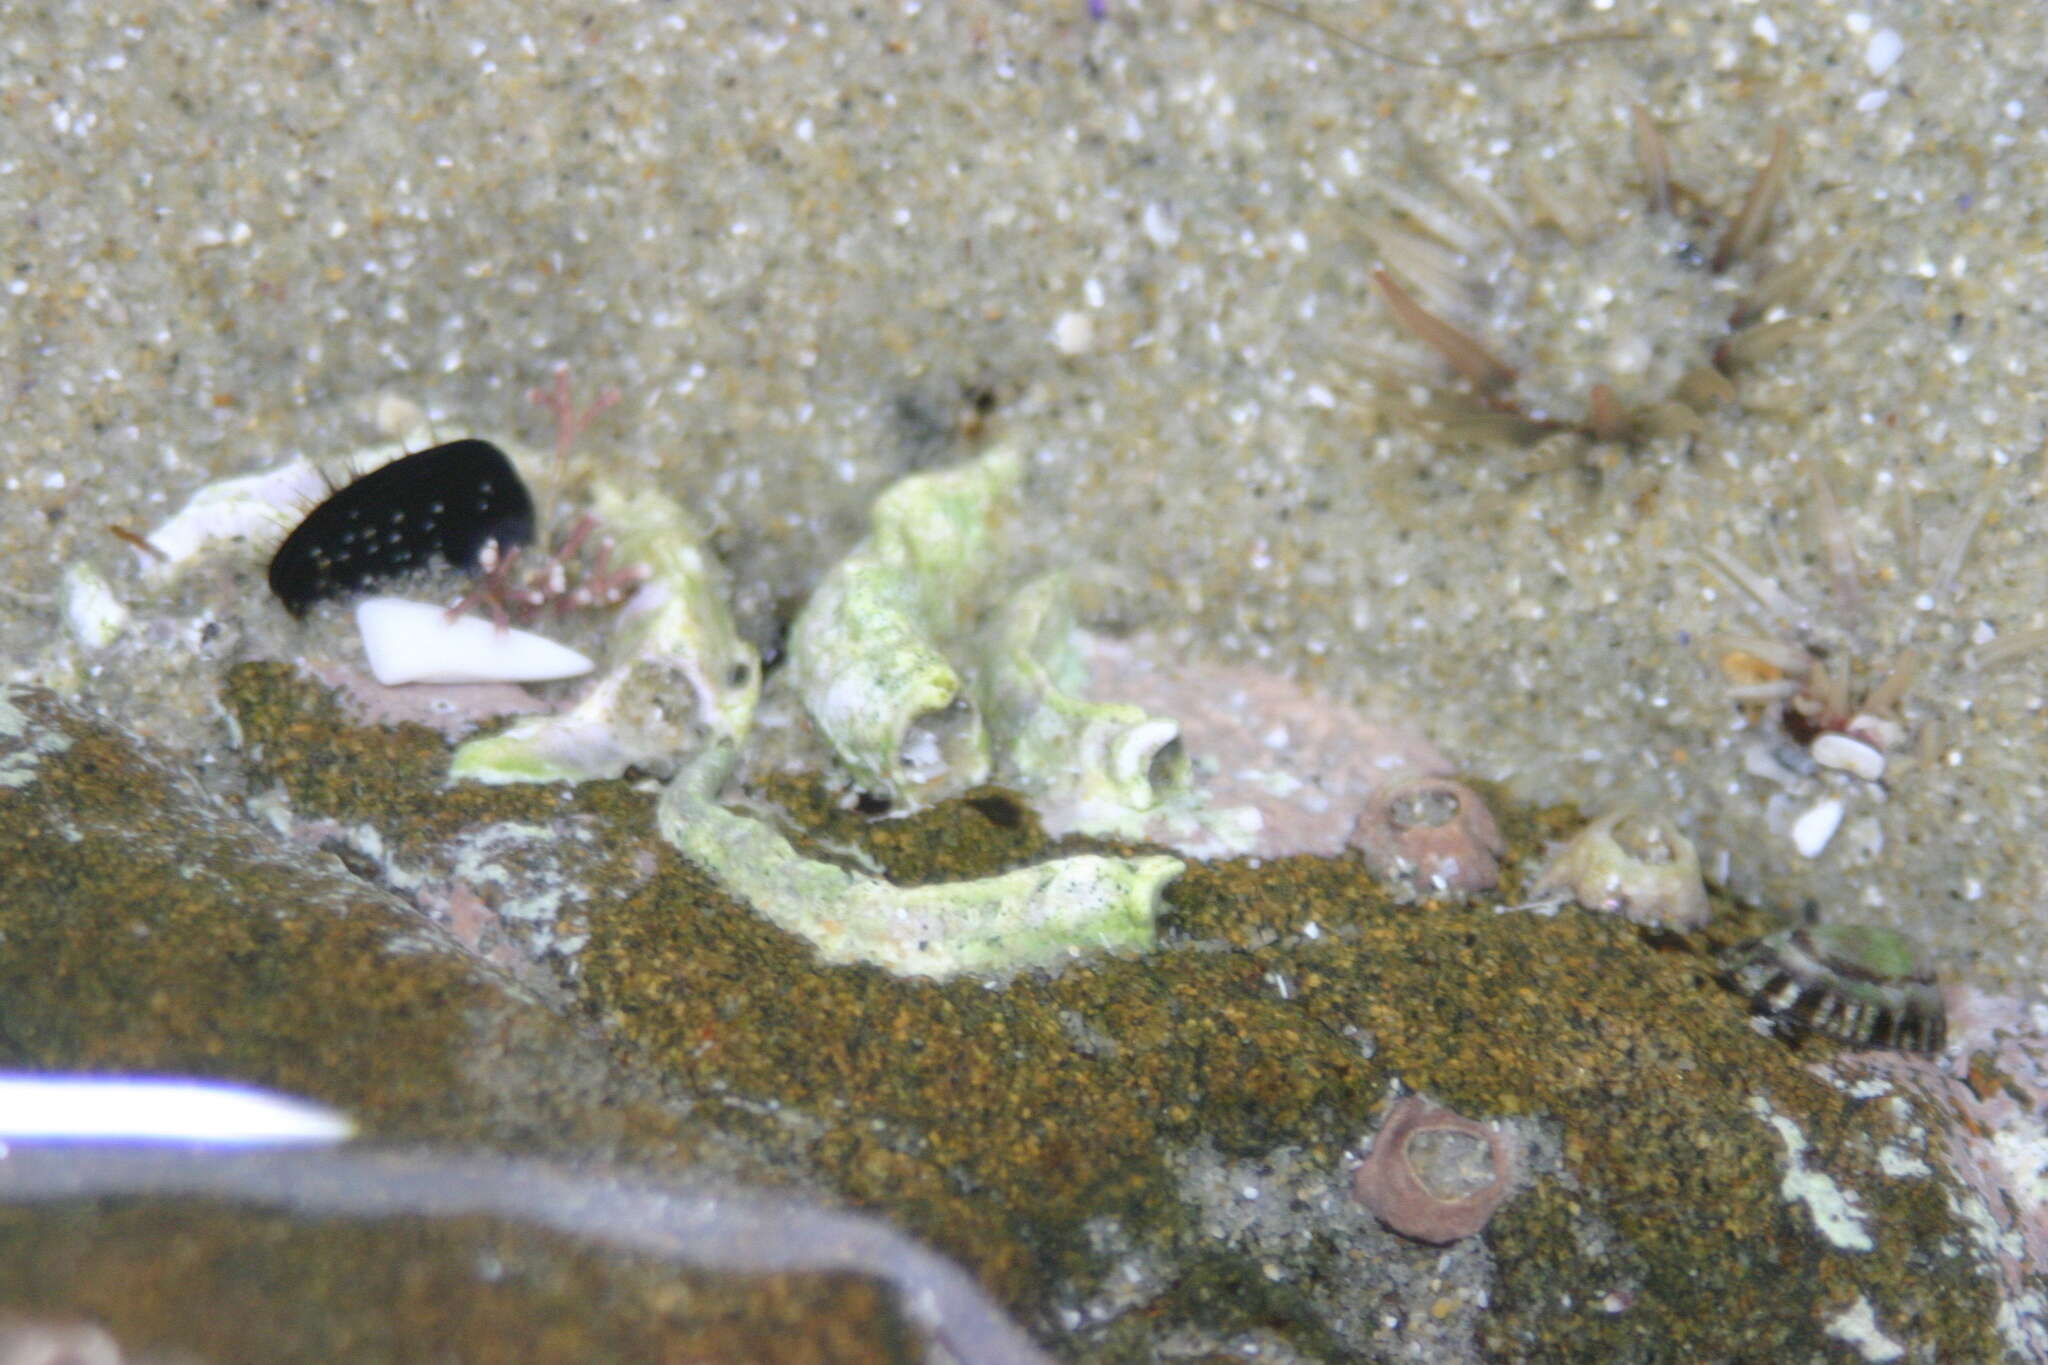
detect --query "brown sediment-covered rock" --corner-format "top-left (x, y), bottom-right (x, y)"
top-left (0, 683), bottom-right (963, 1365)
top-left (1845, 983), bottom-right (2048, 1355)
top-left (6, 670), bottom-right (2034, 1362)
top-left (1352, 1096), bottom-right (1516, 1244)
top-left (1350, 772), bottom-right (1505, 893)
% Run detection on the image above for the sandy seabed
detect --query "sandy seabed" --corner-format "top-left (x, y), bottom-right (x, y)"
top-left (2, 2), bottom-right (2043, 985)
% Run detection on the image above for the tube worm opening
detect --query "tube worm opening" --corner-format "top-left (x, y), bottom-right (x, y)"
top-left (896, 695), bottom-right (986, 794)
top-left (1109, 718), bottom-right (1190, 810)
top-left (1352, 1096), bottom-right (1516, 1244)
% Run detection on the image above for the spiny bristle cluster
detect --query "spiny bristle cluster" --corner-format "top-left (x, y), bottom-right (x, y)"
top-left (1365, 112), bottom-right (1836, 450)
top-left (1697, 460), bottom-right (2012, 762)
top-left (1722, 927), bottom-right (1946, 1054)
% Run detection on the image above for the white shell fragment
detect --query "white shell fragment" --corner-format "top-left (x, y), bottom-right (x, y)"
top-left (1811, 732), bottom-right (1886, 782)
top-left (0, 1072), bottom-right (354, 1146)
top-left (138, 457), bottom-right (330, 576)
top-left (1790, 796), bottom-right (1846, 859)
top-left (1845, 712), bottom-right (1905, 753)
top-left (60, 562), bottom-right (130, 648)
top-left (136, 413), bottom-right (442, 581)
top-left (355, 596), bottom-right (594, 686)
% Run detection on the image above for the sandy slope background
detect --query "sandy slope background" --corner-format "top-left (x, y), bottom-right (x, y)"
top-left (2, 0), bottom-right (2043, 995)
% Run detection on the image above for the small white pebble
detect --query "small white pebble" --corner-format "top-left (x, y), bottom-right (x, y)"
top-left (1142, 200), bottom-right (1180, 247)
top-left (1751, 13), bottom-right (1778, 44)
top-left (1811, 733), bottom-right (1886, 782)
top-left (62, 562), bottom-right (130, 649)
top-left (1050, 310), bottom-right (1094, 356)
top-left (374, 393), bottom-right (426, 438)
top-left (1791, 797), bottom-right (1846, 858)
top-left (1865, 28), bottom-right (1903, 77)
top-left (1845, 713), bottom-right (1904, 752)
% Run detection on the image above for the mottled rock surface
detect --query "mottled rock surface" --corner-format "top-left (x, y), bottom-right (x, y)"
top-left (5, 672), bottom-right (2030, 1360)
top-left (0, 685), bottom-right (923, 1363)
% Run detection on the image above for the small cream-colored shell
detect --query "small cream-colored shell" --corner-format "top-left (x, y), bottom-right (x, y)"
top-left (1811, 732), bottom-right (1885, 781)
top-left (1536, 809), bottom-right (1710, 930)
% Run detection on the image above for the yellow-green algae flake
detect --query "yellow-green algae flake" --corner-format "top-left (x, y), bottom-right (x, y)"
top-left (974, 568), bottom-right (1191, 837)
top-left (786, 444), bottom-right (1019, 802)
top-left (786, 440), bottom-right (1187, 832)
top-left (656, 740), bottom-right (1181, 979)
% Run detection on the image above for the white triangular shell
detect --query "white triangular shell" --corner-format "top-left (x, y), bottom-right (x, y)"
top-left (354, 596), bottom-right (595, 686)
